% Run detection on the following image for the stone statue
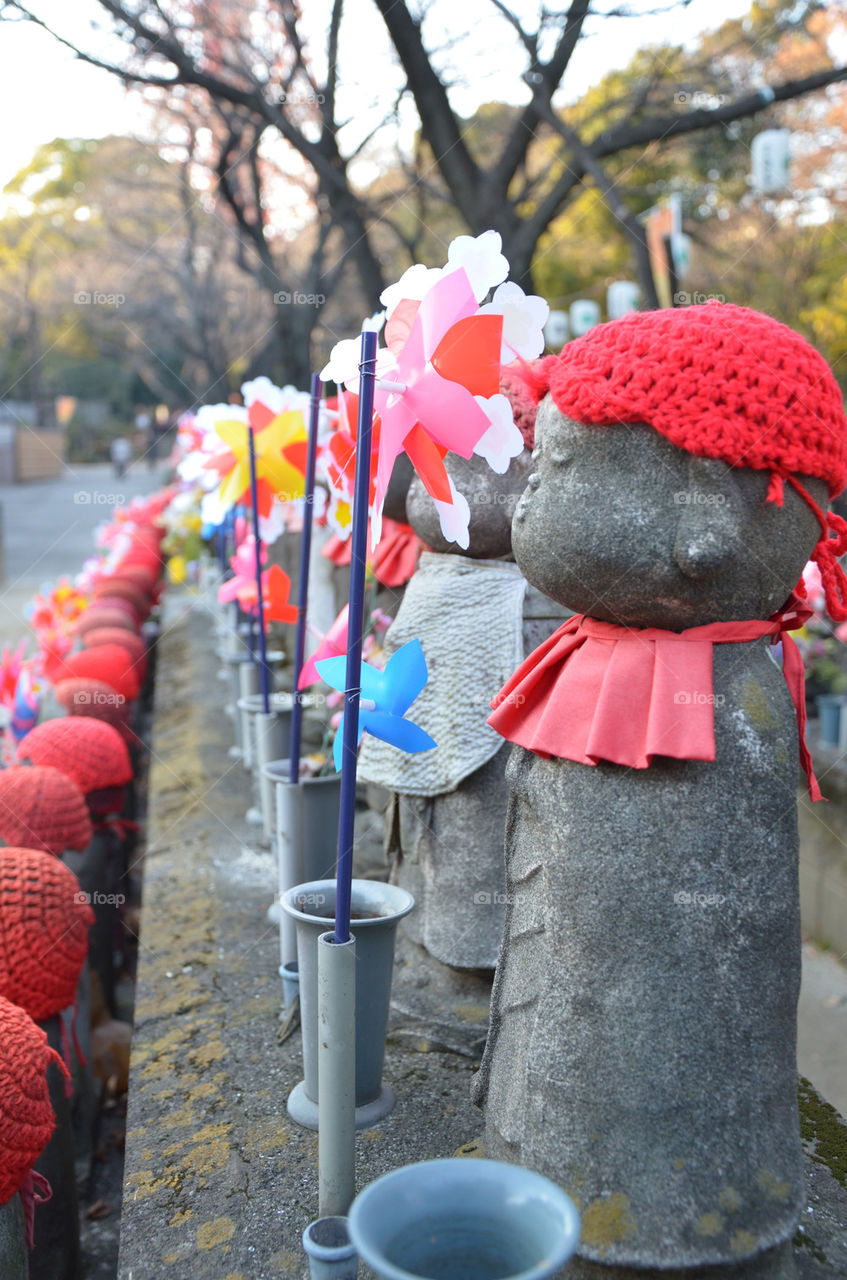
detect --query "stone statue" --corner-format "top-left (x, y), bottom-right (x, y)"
top-left (474, 303), bottom-right (847, 1278)
top-left (358, 450), bottom-right (532, 969)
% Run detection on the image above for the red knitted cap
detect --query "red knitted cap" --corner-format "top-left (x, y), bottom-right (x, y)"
top-left (0, 847), bottom-right (94, 1021)
top-left (0, 766), bottom-right (93, 855)
top-left (17, 718), bottom-right (132, 792)
top-left (57, 645), bottom-right (140, 702)
top-left (0, 995), bottom-right (62, 1205)
top-left (54, 678), bottom-right (132, 741)
top-left (93, 579), bottom-right (150, 618)
top-left (91, 596), bottom-right (142, 627)
top-left (500, 363), bottom-right (538, 450)
top-left (75, 607), bottom-right (137, 637)
top-left (81, 628), bottom-right (147, 679)
top-left (533, 303), bottom-right (847, 616)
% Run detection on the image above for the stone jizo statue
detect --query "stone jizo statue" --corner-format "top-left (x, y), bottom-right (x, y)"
top-left (475, 303), bottom-right (847, 1279)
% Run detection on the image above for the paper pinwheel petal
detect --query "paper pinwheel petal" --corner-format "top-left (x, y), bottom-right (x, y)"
top-left (358, 711), bottom-right (436, 753)
top-left (262, 564), bottom-right (299, 625)
top-left (433, 480), bottom-right (471, 550)
top-left (380, 264), bottom-right (444, 319)
top-left (431, 313), bottom-right (503, 397)
top-left (473, 394), bottom-right (525, 473)
top-left (479, 281), bottom-right (550, 362)
top-left (299, 605), bottom-right (349, 689)
top-left (445, 230), bottom-right (509, 302)
top-left (380, 636), bottom-right (429, 713)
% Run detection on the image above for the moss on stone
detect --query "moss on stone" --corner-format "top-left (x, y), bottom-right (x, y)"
top-left (799, 1075), bottom-right (847, 1189)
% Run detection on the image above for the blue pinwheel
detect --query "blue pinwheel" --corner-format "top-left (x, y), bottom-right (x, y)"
top-left (317, 638), bottom-right (436, 772)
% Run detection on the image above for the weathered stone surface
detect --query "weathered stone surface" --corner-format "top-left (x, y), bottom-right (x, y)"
top-left (478, 401), bottom-right (831, 1276)
top-left (406, 451), bottom-right (532, 559)
top-left (512, 405), bottom-right (825, 628)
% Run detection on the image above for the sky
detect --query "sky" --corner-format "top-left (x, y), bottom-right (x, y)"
top-left (0, 0), bottom-right (754, 195)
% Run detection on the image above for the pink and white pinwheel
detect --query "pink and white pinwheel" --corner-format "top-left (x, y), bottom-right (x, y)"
top-left (299, 604), bottom-right (349, 689)
top-left (321, 231), bottom-right (548, 550)
top-left (217, 536), bottom-right (268, 608)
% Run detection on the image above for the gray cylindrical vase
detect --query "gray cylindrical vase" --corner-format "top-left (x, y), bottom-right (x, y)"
top-left (816, 693), bottom-right (845, 747)
top-left (237, 660), bottom-right (260, 769)
top-left (281, 878), bottom-right (413, 1130)
top-left (348, 1158), bottom-right (581, 1280)
top-left (235, 688), bottom-right (292, 829)
top-left (266, 761), bottom-right (342, 972)
top-left (302, 1216), bottom-right (358, 1280)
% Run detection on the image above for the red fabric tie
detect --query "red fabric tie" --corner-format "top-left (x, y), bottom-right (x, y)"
top-left (488, 598), bottom-right (821, 800)
top-left (20, 1169), bottom-right (52, 1249)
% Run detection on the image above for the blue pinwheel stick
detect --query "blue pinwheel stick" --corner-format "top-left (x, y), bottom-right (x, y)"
top-left (316, 638), bottom-right (437, 772)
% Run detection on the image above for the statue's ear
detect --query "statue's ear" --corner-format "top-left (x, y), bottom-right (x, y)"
top-left (673, 457), bottom-right (744, 581)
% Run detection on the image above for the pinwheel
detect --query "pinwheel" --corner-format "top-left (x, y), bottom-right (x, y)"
top-left (317, 638), bottom-right (436, 772)
top-left (217, 536), bottom-right (267, 606)
top-left (322, 231), bottom-right (548, 551)
top-left (236, 564), bottom-right (299, 627)
top-left (206, 382), bottom-right (308, 514)
top-left (299, 604), bottom-right (349, 690)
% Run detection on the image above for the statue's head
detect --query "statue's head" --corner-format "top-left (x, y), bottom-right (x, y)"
top-left (405, 366), bottom-right (537, 559)
top-left (511, 304), bottom-right (847, 627)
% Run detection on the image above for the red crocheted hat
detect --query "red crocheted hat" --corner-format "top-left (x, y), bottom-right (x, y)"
top-left (17, 718), bottom-right (132, 793)
top-left (0, 994), bottom-right (62, 1206)
top-left (0, 847), bottom-right (94, 1022)
top-left (75, 607), bottom-right (137, 637)
top-left (93, 579), bottom-right (150, 618)
top-left (501, 363), bottom-right (538, 450)
top-left (0, 766), bottom-right (93, 855)
top-left (54, 678), bottom-right (133, 741)
top-left (531, 303), bottom-right (847, 617)
top-left (57, 645), bottom-right (140, 702)
top-left (91, 596), bottom-right (142, 627)
top-left (81, 628), bottom-right (147, 679)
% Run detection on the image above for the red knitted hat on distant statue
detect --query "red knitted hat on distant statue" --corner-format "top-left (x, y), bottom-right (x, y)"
top-left (17, 718), bottom-right (133, 793)
top-left (528, 302), bottom-right (847, 617)
top-left (81, 627), bottom-right (147, 679)
top-left (75, 607), bottom-right (137, 637)
top-left (0, 848), bottom-right (94, 1022)
top-left (54, 678), bottom-right (133, 741)
top-left (0, 766), bottom-right (93, 855)
top-left (57, 645), bottom-right (141, 702)
top-left (0, 994), bottom-right (64, 1207)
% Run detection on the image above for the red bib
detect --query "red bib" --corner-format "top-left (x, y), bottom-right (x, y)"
top-left (488, 598), bottom-right (820, 800)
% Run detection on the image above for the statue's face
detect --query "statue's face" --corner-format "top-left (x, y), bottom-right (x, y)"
top-left (406, 451), bottom-right (532, 559)
top-left (511, 398), bottom-right (826, 628)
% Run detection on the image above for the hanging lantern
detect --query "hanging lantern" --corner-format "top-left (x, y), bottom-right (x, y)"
top-left (569, 300), bottom-right (601, 337)
top-left (750, 130), bottom-right (790, 195)
top-left (543, 310), bottom-right (569, 349)
top-left (606, 282), bottom-right (640, 320)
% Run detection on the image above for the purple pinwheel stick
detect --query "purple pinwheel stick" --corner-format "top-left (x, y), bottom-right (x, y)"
top-left (289, 374), bottom-right (322, 783)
